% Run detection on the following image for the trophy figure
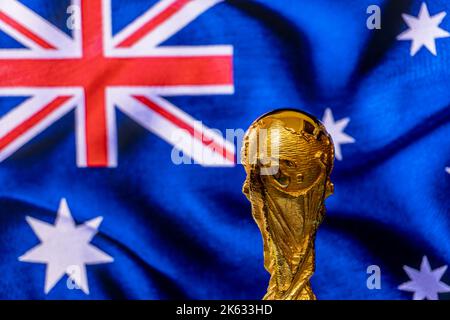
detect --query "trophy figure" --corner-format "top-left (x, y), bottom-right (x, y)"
top-left (241, 109), bottom-right (335, 300)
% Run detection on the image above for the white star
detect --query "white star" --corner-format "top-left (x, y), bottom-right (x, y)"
top-left (398, 256), bottom-right (450, 300)
top-left (446, 167), bottom-right (450, 174)
top-left (397, 2), bottom-right (450, 56)
top-left (321, 108), bottom-right (355, 161)
top-left (19, 198), bottom-right (113, 294)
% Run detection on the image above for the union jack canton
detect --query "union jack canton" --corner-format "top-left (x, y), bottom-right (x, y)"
top-left (0, 0), bottom-right (235, 168)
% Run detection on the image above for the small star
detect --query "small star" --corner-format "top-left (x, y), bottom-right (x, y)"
top-left (446, 167), bottom-right (450, 174)
top-left (398, 256), bottom-right (450, 300)
top-left (19, 198), bottom-right (113, 294)
top-left (321, 108), bottom-right (355, 161)
top-left (397, 2), bottom-right (450, 56)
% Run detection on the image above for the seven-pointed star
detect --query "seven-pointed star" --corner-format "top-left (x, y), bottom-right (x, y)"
top-left (19, 198), bottom-right (113, 294)
top-left (321, 108), bottom-right (355, 161)
top-left (398, 256), bottom-right (450, 300)
top-left (397, 2), bottom-right (450, 56)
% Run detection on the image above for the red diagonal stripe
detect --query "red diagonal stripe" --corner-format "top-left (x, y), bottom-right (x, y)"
top-left (0, 96), bottom-right (71, 152)
top-left (117, 0), bottom-right (191, 48)
top-left (133, 95), bottom-right (235, 163)
top-left (0, 11), bottom-right (56, 50)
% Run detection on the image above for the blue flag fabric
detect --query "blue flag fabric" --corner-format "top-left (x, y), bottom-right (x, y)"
top-left (0, 0), bottom-right (450, 299)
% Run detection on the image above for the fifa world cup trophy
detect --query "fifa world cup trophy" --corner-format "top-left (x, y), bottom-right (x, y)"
top-left (241, 109), bottom-right (335, 300)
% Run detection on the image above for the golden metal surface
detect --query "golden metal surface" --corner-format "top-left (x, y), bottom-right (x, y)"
top-left (241, 109), bottom-right (334, 300)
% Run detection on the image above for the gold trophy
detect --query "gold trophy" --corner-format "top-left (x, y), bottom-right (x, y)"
top-left (241, 109), bottom-right (334, 300)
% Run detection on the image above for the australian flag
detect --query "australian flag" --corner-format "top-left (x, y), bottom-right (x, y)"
top-left (0, 0), bottom-right (449, 300)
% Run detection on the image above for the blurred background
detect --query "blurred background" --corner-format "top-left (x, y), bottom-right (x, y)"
top-left (0, 0), bottom-right (449, 299)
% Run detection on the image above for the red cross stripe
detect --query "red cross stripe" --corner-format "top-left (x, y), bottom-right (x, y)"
top-left (0, 0), bottom-right (234, 167)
